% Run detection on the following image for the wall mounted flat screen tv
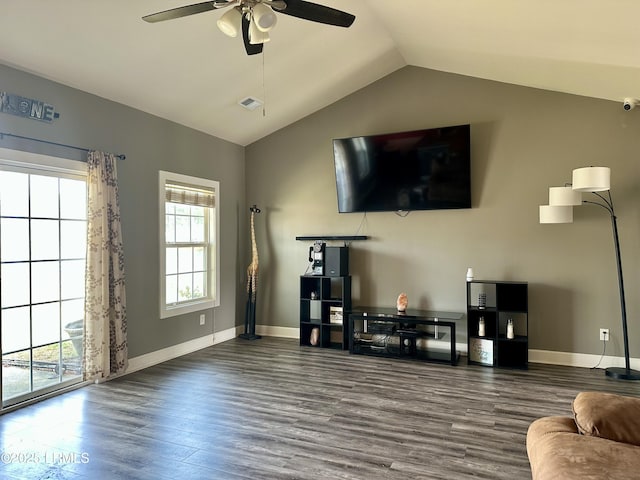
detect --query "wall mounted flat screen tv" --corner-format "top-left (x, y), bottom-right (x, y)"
top-left (333, 124), bottom-right (471, 213)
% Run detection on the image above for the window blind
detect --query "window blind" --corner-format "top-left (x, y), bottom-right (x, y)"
top-left (165, 183), bottom-right (215, 208)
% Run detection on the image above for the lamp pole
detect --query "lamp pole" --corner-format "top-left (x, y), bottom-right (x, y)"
top-left (585, 192), bottom-right (640, 380)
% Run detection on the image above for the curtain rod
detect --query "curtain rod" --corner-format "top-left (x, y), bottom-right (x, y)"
top-left (0, 132), bottom-right (126, 160)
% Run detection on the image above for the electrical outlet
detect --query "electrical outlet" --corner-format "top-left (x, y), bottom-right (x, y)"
top-left (599, 328), bottom-right (610, 341)
top-left (199, 314), bottom-right (206, 326)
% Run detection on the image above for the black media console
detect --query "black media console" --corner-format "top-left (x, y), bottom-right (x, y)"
top-left (348, 307), bottom-right (464, 365)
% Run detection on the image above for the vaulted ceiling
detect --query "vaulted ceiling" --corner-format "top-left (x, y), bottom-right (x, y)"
top-left (1, 1), bottom-right (638, 146)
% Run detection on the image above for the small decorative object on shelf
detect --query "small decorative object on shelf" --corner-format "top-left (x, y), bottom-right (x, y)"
top-left (478, 292), bottom-right (487, 309)
top-left (396, 293), bottom-right (408, 312)
top-left (469, 337), bottom-right (494, 365)
top-left (507, 318), bottom-right (514, 339)
top-left (310, 327), bottom-right (320, 346)
top-left (310, 291), bottom-right (318, 300)
top-left (478, 316), bottom-right (485, 337)
top-left (329, 306), bottom-right (343, 324)
top-left (466, 267), bottom-right (474, 282)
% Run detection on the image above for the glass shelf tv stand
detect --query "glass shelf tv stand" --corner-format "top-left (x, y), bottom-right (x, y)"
top-left (348, 307), bottom-right (464, 365)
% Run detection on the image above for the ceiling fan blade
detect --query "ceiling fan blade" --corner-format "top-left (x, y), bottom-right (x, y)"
top-left (275, 0), bottom-right (355, 27)
top-left (265, 0), bottom-right (287, 9)
top-left (142, 1), bottom-right (233, 23)
top-left (242, 15), bottom-right (264, 55)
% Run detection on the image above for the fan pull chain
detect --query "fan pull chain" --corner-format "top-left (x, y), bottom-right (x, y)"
top-left (262, 47), bottom-right (266, 117)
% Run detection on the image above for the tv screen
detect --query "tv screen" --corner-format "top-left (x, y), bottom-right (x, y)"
top-left (333, 124), bottom-right (471, 213)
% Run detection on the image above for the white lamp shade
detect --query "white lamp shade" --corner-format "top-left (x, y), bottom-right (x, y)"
top-left (572, 167), bottom-right (610, 192)
top-left (252, 3), bottom-right (277, 32)
top-left (217, 7), bottom-right (242, 37)
top-left (549, 186), bottom-right (582, 206)
top-left (249, 18), bottom-right (270, 44)
top-left (539, 205), bottom-right (573, 224)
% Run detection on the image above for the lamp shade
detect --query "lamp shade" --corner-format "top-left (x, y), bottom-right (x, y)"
top-left (249, 18), bottom-right (270, 44)
top-left (549, 186), bottom-right (582, 206)
top-left (252, 3), bottom-right (277, 32)
top-left (539, 205), bottom-right (573, 224)
top-left (217, 7), bottom-right (242, 37)
top-left (572, 167), bottom-right (610, 192)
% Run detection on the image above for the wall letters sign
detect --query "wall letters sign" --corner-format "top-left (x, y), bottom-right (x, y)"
top-left (0, 91), bottom-right (60, 123)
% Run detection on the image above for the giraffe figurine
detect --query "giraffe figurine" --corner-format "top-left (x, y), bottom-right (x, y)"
top-left (247, 205), bottom-right (259, 303)
top-left (240, 204), bottom-right (262, 340)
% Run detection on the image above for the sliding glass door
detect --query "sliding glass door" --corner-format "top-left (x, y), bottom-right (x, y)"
top-left (0, 156), bottom-right (87, 408)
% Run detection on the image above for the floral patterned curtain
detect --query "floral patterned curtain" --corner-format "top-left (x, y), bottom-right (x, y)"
top-left (84, 150), bottom-right (128, 379)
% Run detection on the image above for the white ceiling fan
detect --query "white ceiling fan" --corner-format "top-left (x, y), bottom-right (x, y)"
top-left (143, 0), bottom-right (356, 55)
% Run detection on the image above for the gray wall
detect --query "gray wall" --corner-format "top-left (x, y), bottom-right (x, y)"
top-left (0, 64), bottom-right (246, 358)
top-left (245, 66), bottom-right (640, 358)
top-left (3, 62), bottom-right (639, 361)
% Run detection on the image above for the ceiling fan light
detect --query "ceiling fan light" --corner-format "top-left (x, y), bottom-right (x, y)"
top-left (252, 3), bottom-right (277, 32)
top-left (217, 7), bottom-right (242, 37)
top-left (249, 18), bottom-right (270, 44)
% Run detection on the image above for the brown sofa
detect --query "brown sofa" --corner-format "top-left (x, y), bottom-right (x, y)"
top-left (526, 391), bottom-right (640, 480)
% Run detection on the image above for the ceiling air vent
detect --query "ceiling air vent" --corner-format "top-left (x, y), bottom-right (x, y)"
top-left (238, 96), bottom-right (263, 111)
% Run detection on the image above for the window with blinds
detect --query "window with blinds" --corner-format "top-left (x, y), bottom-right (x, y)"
top-left (159, 171), bottom-right (220, 318)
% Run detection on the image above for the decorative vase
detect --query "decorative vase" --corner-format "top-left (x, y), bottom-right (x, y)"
top-left (478, 292), bottom-right (487, 309)
top-left (466, 267), bottom-right (474, 282)
top-left (396, 293), bottom-right (408, 312)
top-left (507, 319), bottom-right (514, 339)
top-left (310, 327), bottom-right (320, 346)
top-left (478, 317), bottom-right (485, 337)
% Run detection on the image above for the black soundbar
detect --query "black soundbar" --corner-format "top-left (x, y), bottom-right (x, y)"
top-left (295, 235), bottom-right (368, 241)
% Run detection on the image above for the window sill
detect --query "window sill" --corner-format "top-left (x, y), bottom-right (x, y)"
top-left (160, 298), bottom-right (216, 319)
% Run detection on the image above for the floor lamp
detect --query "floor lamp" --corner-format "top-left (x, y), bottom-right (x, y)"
top-left (539, 166), bottom-right (640, 380)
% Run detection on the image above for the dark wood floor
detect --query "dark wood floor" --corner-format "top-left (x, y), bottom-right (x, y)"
top-left (1, 337), bottom-right (639, 480)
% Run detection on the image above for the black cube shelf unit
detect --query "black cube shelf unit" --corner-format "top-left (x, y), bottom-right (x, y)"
top-left (299, 275), bottom-right (351, 349)
top-left (466, 280), bottom-right (528, 369)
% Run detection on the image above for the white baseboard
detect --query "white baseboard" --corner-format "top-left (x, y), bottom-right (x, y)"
top-left (126, 326), bottom-right (238, 375)
top-left (216, 326), bottom-right (243, 344)
top-left (255, 324), bottom-right (299, 338)
top-left (422, 338), bottom-right (468, 355)
top-left (126, 325), bottom-right (639, 376)
top-left (126, 325), bottom-right (287, 377)
top-left (257, 326), bottom-right (640, 370)
top-left (529, 349), bottom-right (640, 370)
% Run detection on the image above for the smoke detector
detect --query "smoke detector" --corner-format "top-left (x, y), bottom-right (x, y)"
top-left (238, 96), bottom-right (263, 111)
